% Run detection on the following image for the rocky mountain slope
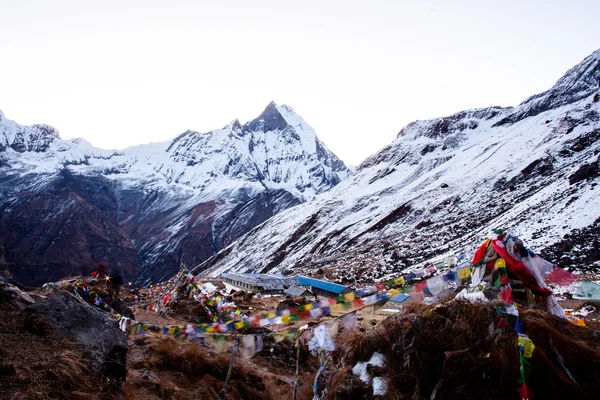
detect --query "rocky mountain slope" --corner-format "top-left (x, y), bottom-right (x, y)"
top-left (196, 49), bottom-right (600, 283)
top-left (0, 102), bottom-right (349, 285)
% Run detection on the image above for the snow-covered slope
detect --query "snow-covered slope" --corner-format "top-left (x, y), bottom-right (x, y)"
top-left (0, 102), bottom-right (350, 285)
top-left (196, 49), bottom-right (600, 283)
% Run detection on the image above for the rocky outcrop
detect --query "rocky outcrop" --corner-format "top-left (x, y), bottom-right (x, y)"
top-left (0, 282), bottom-right (35, 310)
top-left (31, 291), bottom-right (128, 382)
top-left (0, 109), bottom-right (59, 153)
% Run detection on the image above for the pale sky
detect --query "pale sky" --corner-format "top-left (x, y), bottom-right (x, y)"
top-left (1, 0), bottom-right (599, 166)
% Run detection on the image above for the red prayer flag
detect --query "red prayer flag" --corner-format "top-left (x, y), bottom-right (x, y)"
top-left (376, 282), bottom-right (386, 292)
top-left (499, 286), bottom-right (514, 304)
top-left (491, 240), bottom-right (552, 296)
top-left (414, 280), bottom-right (427, 292)
top-left (472, 239), bottom-right (491, 265)
top-left (516, 381), bottom-right (533, 400)
top-left (546, 267), bottom-right (578, 286)
top-left (299, 311), bottom-right (311, 320)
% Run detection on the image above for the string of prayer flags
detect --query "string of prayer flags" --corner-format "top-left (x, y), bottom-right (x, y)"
top-left (85, 248), bottom-right (480, 337)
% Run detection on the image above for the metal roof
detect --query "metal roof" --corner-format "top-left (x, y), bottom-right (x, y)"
top-left (220, 273), bottom-right (299, 290)
top-left (285, 286), bottom-right (313, 297)
top-left (245, 273), bottom-right (285, 279)
top-left (389, 294), bottom-right (410, 303)
top-left (221, 272), bottom-right (260, 286)
top-left (295, 276), bottom-right (348, 294)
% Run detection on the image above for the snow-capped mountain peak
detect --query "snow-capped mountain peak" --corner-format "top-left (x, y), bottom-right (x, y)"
top-left (0, 102), bottom-right (350, 285)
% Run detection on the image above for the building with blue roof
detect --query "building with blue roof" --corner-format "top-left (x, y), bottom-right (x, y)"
top-left (220, 272), bottom-right (299, 294)
top-left (384, 293), bottom-right (410, 310)
top-left (295, 276), bottom-right (350, 298)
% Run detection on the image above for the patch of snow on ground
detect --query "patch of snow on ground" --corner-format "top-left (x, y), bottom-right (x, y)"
top-left (352, 361), bottom-right (370, 383)
top-left (455, 289), bottom-right (488, 303)
top-left (573, 305), bottom-right (597, 317)
top-left (352, 352), bottom-right (386, 384)
top-left (372, 377), bottom-right (388, 396)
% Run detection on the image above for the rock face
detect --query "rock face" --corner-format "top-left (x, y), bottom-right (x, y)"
top-left (196, 49), bottom-right (600, 282)
top-left (0, 282), bottom-right (35, 310)
top-left (32, 291), bottom-right (128, 381)
top-left (0, 103), bottom-right (350, 285)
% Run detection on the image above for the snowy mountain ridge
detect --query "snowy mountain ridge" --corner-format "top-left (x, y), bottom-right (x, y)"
top-left (0, 102), bottom-right (350, 285)
top-left (1, 102), bottom-right (348, 202)
top-left (196, 49), bottom-right (600, 283)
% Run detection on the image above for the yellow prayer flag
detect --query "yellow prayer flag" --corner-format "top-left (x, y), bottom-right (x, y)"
top-left (344, 292), bottom-right (355, 302)
top-left (304, 303), bottom-right (313, 311)
top-left (394, 276), bottom-right (406, 286)
top-left (494, 258), bottom-right (506, 271)
top-left (518, 335), bottom-right (535, 358)
top-left (267, 312), bottom-right (276, 319)
top-left (457, 268), bottom-right (471, 281)
top-left (235, 321), bottom-right (244, 330)
top-left (281, 314), bottom-right (290, 324)
top-left (331, 303), bottom-right (343, 313)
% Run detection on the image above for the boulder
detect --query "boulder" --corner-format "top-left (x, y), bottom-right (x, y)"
top-left (31, 291), bottom-right (127, 382)
top-left (0, 282), bottom-right (35, 310)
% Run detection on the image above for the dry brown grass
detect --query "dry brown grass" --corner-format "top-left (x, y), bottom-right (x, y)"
top-left (123, 334), bottom-right (318, 400)
top-left (322, 300), bottom-right (600, 400)
top-left (0, 308), bottom-right (120, 400)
